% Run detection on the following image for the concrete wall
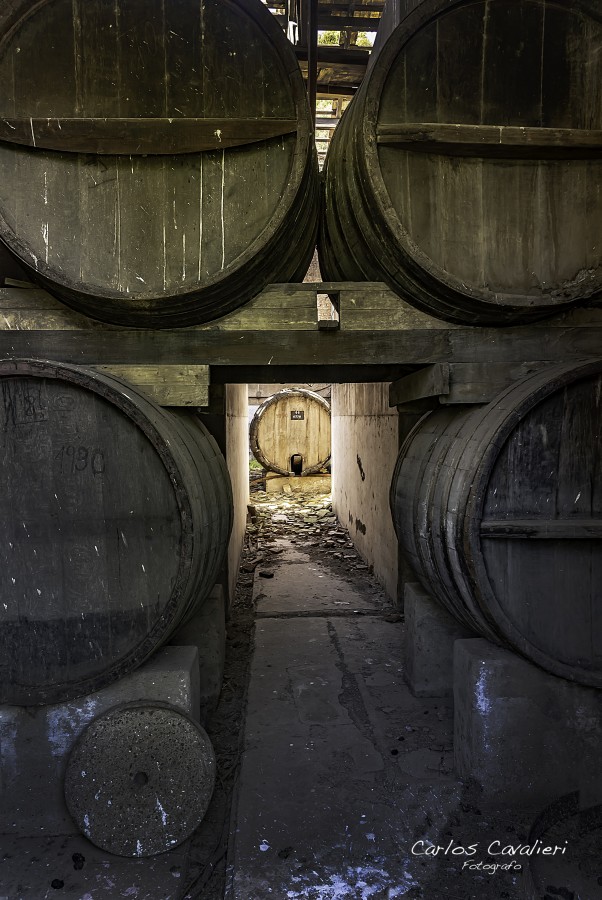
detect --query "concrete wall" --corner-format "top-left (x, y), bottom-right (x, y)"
top-left (225, 384), bottom-right (249, 607)
top-left (331, 383), bottom-right (400, 603)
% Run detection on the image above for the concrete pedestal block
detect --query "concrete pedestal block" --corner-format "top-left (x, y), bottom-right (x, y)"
top-left (0, 646), bottom-right (200, 838)
top-left (170, 584), bottom-right (226, 724)
top-left (404, 582), bottom-right (473, 697)
top-left (454, 639), bottom-right (602, 808)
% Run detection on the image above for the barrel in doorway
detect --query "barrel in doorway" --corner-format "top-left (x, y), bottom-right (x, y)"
top-left (0, 359), bottom-right (232, 706)
top-left (250, 389), bottom-right (331, 476)
top-left (0, 0), bottom-right (318, 327)
top-left (390, 360), bottom-right (602, 687)
top-left (320, 0), bottom-right (602, 325)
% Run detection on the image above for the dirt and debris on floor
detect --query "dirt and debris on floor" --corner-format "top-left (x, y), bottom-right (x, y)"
top-left (224, 487), bottom-right (537, 900)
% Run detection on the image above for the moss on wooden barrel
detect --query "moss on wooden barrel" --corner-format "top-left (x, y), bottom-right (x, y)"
top-left (0, 0), bottom-right (318, 328)
top-left (390, 360), bottom-right (602, 687)
top-left (250, 389), bottom-right (331, 476)
top-left (320, 0), bottom-right (602, 325)
top-left (0, 359), bottom-right (232, 706)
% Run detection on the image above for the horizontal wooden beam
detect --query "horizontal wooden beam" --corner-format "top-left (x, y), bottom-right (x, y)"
top-left (0, 283), bottom-right (600, 369)
top-left (389, 361), bottom-right (554, 407)
top-left (317, 85), bottom-right (357, 98)
top-left (317, 15), bottom-right (382, 29)
top-left (377, 123), bottom-right (602, 159)
top-left (94, 365), bottom-right (209, 406)
top-left (296, 45), bottom-right (369, 66)
top-left (0, 117), bottom-right (298, 155)
top-left (481, 519), bottom-right (602, 539)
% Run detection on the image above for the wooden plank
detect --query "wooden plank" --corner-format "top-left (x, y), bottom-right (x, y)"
top-left (376, 123), bottom-right (602, 158)
top-left (481, 519), bottom-right (602, 539)
top-left (307, 0), bottom-right (318, 127)
top-left (317, 15), bottom-right (382, 30)
top-left (93, 365), bottom-right (209, 406)
top-left (295, 45), bottom-right (369, 66)
top-left (0, 286), bottom-right (320, 328)
top-left (0, 285), bottom-right (601, 367)
top-left (4, 278), bottom-right (35, 289)
top-left (0, 325), bottom-right (600, 368)
top-left (0, 117), bottom-right (298, 154)
top-left (439, 362), bottom-right (552, 405)
top-left (393, 362), bottom-right (511, 409)
top-left (389, 364), bottom-right (450, 407)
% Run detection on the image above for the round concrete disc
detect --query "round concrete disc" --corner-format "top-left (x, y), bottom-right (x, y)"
top-left (64, 702), bottom-right (216, 857)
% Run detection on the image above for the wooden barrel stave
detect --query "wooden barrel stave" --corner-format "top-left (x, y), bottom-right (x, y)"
top-left (0, 359), bottom-right (232, 705)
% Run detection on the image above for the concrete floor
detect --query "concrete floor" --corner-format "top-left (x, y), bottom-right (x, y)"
top-left (0, 833), bottom-right (189, 898)
top-left (226, 491), bottom-right (530, 900)
top-left (2, 489), bottom-right (578, 899)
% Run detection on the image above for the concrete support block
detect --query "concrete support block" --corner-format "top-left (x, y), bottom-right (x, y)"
top-left (170, 584), bottom-right (226, 725)
top-left (0, 646), bottom-right (199, 838)
top-left (454, 639), bottom-right (602, 808)
top-left (404, 582), bottom-right (473, 698)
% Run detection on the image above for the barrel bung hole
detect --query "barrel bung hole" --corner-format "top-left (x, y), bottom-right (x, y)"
top-left (290, 454), bottom-right (303, 476)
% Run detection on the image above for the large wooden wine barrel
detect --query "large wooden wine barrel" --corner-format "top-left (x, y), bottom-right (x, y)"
top-left (250, 389), bottom-right (331, 476)
top-left (320, 0), bottom-right (602, 325)
top-left (0, 359), bottom-right (232, 706)
top-left (0, 0), bottom-right (318, 328)
top-left (390, 360), bottom-right (602, 686)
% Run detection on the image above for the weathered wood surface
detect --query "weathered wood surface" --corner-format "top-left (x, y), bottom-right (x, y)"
top-left (250, 389), bottom-right (331, 475)
top-left (390, 360), bottom-right (602, 687)
top-left (321, 0), bottom-right (602, 325)
top-left (480, 519), bottom-right (602, 539)
top-left (0, 360), bottom-right (232, 705)
top-left (0, 116), bottom-right (298, 154)
top-left (376, 123), bottom-right (602, 158)
top-left (93, 365), bottom-right (209, 407)
top-left (389, 361), bottom-right (552, 407)
top-left (0, 284), bottom-right (601, 374)
top-left (0, 0), bottom-right (318, 327)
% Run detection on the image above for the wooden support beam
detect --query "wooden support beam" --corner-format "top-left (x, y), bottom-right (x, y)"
top-left (323, 2), bottom-right (385, 11)
top-left (376, 123), bottom-right (602, 159)
top-left (307, 0), bottom-right (319, 128)
top-left (317, 85), bottom-right (357, 98)
top-left (295, 45), bottom-right (370, 66)
top-left (0, 284), bottom-right (600, 373)
top-left (389, 364), bottom-right (450, 407)
top-left (317, 15), bottom-right (382, 29)
top-left (389, 361), bottom-right (555, 408)
top-left (94, 365), bottom-right (209, 406)
top-left (0, 117), bottom-right (298, 155)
